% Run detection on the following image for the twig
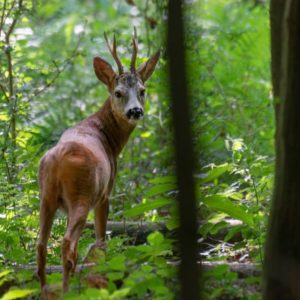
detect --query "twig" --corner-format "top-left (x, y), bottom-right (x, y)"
top-left (1, 119), bottom-right (11, 156)
top-left (5, 0), bottom-right (23, 95)
top-left (0, 82), bottom-right (9, 102)
top-left (2, 0), bottom-right (16, 38)
top-left (2, 154), bottom-right (12, 183)
top-left (3, 0), bottom-right (16, 23)
top-left (0, 0), bottom-right (7, 37)
top-left (143, 0), bottom-right (151, 56)
top-left (2, 0), bottom-right (23, 182)
top-left (248, 168), bottom-right (266, 266)
top-left (5, 0), bottom-right (19, 40)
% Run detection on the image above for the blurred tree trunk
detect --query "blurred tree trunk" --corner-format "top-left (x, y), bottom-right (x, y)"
top-left (264, 1), bottom-right (300, 298)
top-left (167, 1), bottom-right (200, 299)
top-left (270, 0), bottom-right (285, 126)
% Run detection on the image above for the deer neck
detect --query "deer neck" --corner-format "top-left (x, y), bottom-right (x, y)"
top-left (96, 97), bottom-right (135, 157)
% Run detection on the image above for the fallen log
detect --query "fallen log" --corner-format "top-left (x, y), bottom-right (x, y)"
top-left (85, 221), bottom-right (169, 244)
top-left (14, 261), bottom-right (261, 278)
top-left (85, 220), bottom-right (241, 232)
top-left (84, 219), bottom-right (242, 244)
top-left (85, 220), bottom-right (166, 232)
top-left (168, 261), bottom-right (261, 277)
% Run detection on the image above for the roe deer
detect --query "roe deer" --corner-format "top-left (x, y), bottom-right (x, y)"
top-left (37, 31), bottom-right (160, 293)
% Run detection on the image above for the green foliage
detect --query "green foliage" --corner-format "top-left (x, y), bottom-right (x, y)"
top-left (0, 0), bottom-right (272, 298)
top-left (124, 198), bottom-right (171, 218)
top-left (48, 232), bottom-right (175, 300)
top-left (203, 264), bottom-right (260, 299)
top-left (202, 194), bottom-right (254, 227)
top-left (0, 289), bottom-right (36, 300)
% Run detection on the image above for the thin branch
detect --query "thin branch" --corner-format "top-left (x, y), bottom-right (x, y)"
top-left (4, 0), bottom-right (18, 41)
top-left (0, 0), bottom-right (7, 36)
top-left (2, 0), bottom-right (16, 34)
top-left (143, 0), bottom-right (151, 57)
top-left (5, 48), bottom-right (13, 97)
top-left (1, 152), bottom-right (12, 183)
top-left (5, 44), bottom-right (17, 179)
top-left (1, 0), bottom-right (23, 182)
top-left (4, 0), bottom-right (16, 21)
top-left (1, 119), bottom-right (12, 162)
top-left (0, 82), bottom-right (9, 102)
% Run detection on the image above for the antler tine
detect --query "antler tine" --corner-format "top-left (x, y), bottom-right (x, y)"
top-left (104, 32), bottom-right (124, 75)
top-left (130, 27), bottom-right (138, 73)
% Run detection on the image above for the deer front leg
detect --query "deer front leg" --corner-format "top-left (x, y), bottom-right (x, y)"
top-left (94, 199), bottom-right (109, 248)
top-left (82, 200), bottom-right (108, 264)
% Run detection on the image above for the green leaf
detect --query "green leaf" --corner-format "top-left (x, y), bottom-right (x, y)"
top-left (82, 288), bottom-right (109, 299)
top-left (124, 198), bottom-right (171, 218)
top-left (147, 231), bottom-right (164, 246)
top-left (1, 289), bottom-right (36, 300)
top-left (108, 255), bottom-right (126, 271)
top-left (107, 271), bottom-right (124, 281)
top-left (224, 225), bottom-right (244, 242)
top-left (166, 215), bottom-right (179, 230)
top-left (145, 183), bottom-right (176, 197)
top-left (0, 270), bottom-right (11, 279)
top-left (203, 264), bottom-right (229, 279)
top-left (149, 176), bottom-right (176, 185)
top-left (111, 288), bottom-right (131, 299)
top-left (0, 113), bottom-right (9, 121)
top-left (199, 163), bottom-right (232, 183)
top-left (0, 270), bottom-right (12, 288)
top-left (202, 195), bottom-right (254, 227)
top-left (140, 131), bottom-right (151, 138)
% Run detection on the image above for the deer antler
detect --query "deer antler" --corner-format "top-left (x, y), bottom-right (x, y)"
top-left (130, 27), bottom-right (138, 73)
top-left (104, 32), bottom-right (124, 75)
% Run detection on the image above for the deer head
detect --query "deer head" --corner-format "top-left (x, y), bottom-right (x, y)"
top-left (93, 29), bottom-right (160, 124)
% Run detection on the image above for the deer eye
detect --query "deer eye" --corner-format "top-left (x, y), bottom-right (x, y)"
top-left (140, 89), bottom-right (145, 97)
top-left (114, 91), bottom-right (123, 98)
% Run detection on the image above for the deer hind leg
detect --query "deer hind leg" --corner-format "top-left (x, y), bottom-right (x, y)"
top-left (94, 199), bottom-right (109, 248)
top-left (37, 196), bottom-right (57, 289)
top-left (62, 201), bottom-right (89, 293)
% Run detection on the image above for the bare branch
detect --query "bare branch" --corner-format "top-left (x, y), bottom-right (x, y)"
top-left (0, 0), bottom-right (7, 37)
top-left (4, 0), bottom-right (24, 99)
top-left (5, 0), bottom-right (23, 42)
top-left (4, 0), bottom-right (16, 20)
top-left (2, 153), bottom-right (12, 183)
top-left (1, 0), bottom-right (23, 182)
top-left (0, 120), bottom-right (12, 163)
top-left (0, 82), bottom-right (9, 102)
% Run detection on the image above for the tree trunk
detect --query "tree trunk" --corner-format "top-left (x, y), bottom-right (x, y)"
top-left (270, 0), bottom-right (285, 125)
top-left (264, 1), bottom-right (300, 299)
top-left (167, 1), bottom-right (200, 299)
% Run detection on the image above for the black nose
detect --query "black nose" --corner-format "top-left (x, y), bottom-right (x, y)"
top-left (126, 107), bottom-right (144, 119)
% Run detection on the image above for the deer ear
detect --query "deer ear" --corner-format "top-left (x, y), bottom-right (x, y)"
top-left (137, 50), bottom-right (160, 82)
top-left (93, 57), bottom-right (116, 86)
